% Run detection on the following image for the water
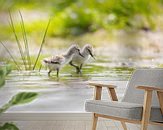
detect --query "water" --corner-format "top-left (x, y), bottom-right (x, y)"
top-left (0, 54), bottom-right (162, 112)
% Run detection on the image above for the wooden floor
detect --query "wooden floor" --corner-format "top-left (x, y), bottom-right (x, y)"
top-left (1, 120), bottom-right (141, 130)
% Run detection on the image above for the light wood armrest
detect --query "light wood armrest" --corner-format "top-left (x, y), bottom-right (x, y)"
top-left (136, 86), bottom-right (163, 92)
top-left (89, 82), bottom-right (117, 89)
top-left (89, 82), bottom-right (118, 101)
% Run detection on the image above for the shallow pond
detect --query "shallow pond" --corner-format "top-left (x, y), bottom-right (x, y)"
top-left (0, 54), bottom-right (162, 112)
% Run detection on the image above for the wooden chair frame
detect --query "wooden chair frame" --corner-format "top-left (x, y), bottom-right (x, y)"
top-left (89, 82), bottom-right (163, 130)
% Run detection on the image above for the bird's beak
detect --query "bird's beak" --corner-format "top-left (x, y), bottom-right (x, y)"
top-left (79, 51), bottom-right (84, 57)
top-left (88, 49), bottom-right (95, 60)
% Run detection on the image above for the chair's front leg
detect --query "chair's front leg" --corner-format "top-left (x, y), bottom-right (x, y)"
top-left (157, 91), bottom-right (163, 114)
top-left (92, 113), bottom-right (98, 130)
top-left (92, 86), bottom-right (102, 130)
top-left (141, 90), bottom-right (153, 130)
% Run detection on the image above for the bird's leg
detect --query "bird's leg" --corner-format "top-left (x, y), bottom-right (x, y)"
top-left (76, 64), bottom-right (83, 74)
top-left (56, 68), bottom-right (59, 77)
top-left (79, 64), bottom-right (83, 70)
top-left (76, 67), bottom-right (81, 74)
top-left (78, 64), bottom-right (83, 74)
top-left (48, 70), bottom-right (52, 76)
top-left (69, 61), bottom-right (80, 73)
top-left (69, 61), bottom-right (78, 68)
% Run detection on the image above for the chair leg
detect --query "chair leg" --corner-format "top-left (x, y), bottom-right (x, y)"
top-left (141, 90), bottom-right (152, 130)
top-left (141, 123), bottom-right (148, 130)
top-left (121, 121), bottom-right (127, 130)
top-left (92, 113), bottom-right (98, 130)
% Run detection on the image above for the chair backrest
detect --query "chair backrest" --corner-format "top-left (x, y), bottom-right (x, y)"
top-left (122, 68), bottom-right (163, 107)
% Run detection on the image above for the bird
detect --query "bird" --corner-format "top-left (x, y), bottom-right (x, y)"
top-left (42, 44), bottom-right (83, 77)
top-left (69, 44), bottom-right (95, 74)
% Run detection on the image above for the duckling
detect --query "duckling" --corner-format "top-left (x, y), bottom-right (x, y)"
top-left (69, 44), bottom-right (95, 73)
top-left (42, 44), bottom-right (83, 77)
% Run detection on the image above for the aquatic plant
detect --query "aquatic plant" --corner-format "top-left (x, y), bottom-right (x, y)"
top-left (1, 11), bottom-right (51, 71)
top-left (0, 41), bottom-right (21, 71)
top-left (33, 18), bottom-right (51, 70)
top-left (0, 65), bottom-right (39, 130)
top-left (19, 10), bottom-right (32, 70)
top-left (9, 11), bottom-right (27, 70)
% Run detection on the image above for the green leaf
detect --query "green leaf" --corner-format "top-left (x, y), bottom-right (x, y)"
top-left (0, 68), bottom-right (4, 76)
top-left (5, 64), bottom-right (12, 75)
top-left (0, 68), bottom-right (5, 88)
top-left (0, 64), bottom-right (12, 88)
top-left (0, 78), bottom-right (5, 88)
top-left (9, 92), bottom-right (38, 105)
top-left (0, 92), bottom-right (38, 114)
top-left (0, 122), bottom-right (19, 130)
top-left (0, 102), bottom-right (12, 114)
top-left (0, 64), bottom-right (12, 76)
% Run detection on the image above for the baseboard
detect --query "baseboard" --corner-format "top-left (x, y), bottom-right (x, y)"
top-left (0, 112), bottom-right (93, 121)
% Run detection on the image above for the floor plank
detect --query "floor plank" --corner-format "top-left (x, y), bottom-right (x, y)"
top-left (0, 120), bottom-right (140, 130)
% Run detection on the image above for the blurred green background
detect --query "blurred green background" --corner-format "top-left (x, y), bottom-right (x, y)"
top-left (0, 0), bottom-right (163, 40)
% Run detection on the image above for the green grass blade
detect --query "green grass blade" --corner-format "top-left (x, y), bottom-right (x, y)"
top-left (39, 64), bottom-right (42, 72)
top-left (0, 41), bottom-right (21, 71)
top-left (19, 10), bottom-right (32, 70)
top-left (33, 19), bottom-right (51, 70)
top-left (9, 11), bottom-right (27, 70)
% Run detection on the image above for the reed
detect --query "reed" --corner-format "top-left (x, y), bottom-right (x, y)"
top-left (9, 11), bottom-right (27, 70)
top-left (33, 18), bottom-right (51, 70)
top-left (0, 41), bottom-right (21, 71)
top-left (19, 10), bottom-right (31, 70)
top-left (2, 11), bottom-right (51, 71)
top-left (39, 64), bottom-right (42, 72)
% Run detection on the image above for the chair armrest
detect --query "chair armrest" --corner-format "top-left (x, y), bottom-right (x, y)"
top-left (89, 82), bottom-right (117, 89)
top-left (89, 82), bottom-right (118, 101)
top-left (136, 86), bottom-right (163, 92)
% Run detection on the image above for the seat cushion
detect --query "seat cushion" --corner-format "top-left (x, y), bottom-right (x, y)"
top-left (85, 100), bottom-right (163, 122)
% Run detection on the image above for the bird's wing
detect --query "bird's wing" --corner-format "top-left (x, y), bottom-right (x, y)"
top-left (50, 61), bottom-right (60, 64)
top-left (43, 56), bottom-right (59, 64)
top-left (51, 55), bottom-right (64, 64)
top-left (43, 58), bottom-right (51, 64)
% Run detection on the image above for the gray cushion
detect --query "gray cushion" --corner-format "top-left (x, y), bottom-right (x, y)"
top-left (85, 100), bottom-right (163, 122)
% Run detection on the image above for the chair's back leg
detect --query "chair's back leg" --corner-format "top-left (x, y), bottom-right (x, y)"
top-left (141, 90), bottom-right (153, 130)
top-left (107, 88), bottom-right (128, 130)
top-left (92, 113), bottom-right (98, 130)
